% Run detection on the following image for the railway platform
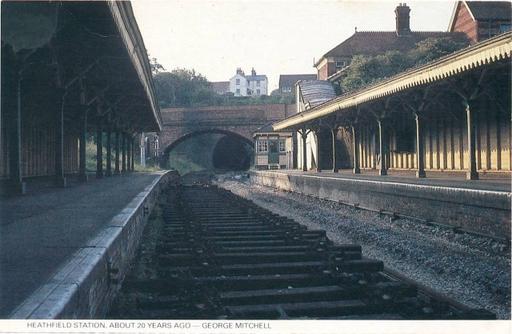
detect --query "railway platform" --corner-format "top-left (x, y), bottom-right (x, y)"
top-left (0, 172), bottom-right (168, 317)
top-left (250, 169), bottom-right (511, 239)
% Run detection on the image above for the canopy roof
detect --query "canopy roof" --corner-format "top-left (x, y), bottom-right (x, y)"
top-left (274, 32), bottom-right (511, 131)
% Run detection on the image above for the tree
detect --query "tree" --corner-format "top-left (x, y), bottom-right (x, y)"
top-left (340, 36), bottom-right (469, 93)
top-left (149, 55), bottom-right (165, 75)
top-left (409, 36), bottom-right (470, 65)
top-left (153, 68), bottom-right (216, 108)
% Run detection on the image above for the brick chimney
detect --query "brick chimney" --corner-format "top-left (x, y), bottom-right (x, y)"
top-left (395, 3), bottom-right (411, 36)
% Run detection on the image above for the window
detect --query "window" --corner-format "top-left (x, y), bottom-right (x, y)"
top-left (279, 139), bottom-right (286, 152)
top-left (335, 61), bottom-right (346, 69)
top-left (257, 140), bottom-right (268, 152)
top-left (236, 88), bottom-right (240, 95)
top-left (256, 89), bottom-right (260, 95)
top-left (256, 80), bottom-right (260, 87)
top-left (236, 78), bottom-right (240, 85)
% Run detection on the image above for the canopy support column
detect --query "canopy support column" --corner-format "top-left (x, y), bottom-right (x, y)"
top-left (415, 113), bottom-right (426, 178)
top-left (377, 119), bottom-right (387, 176)
top-left (79, 109), bottom-right (88, 182)
top-left (298, 127), bottom-right (309, 172)
top-left (351, 124), bottom-right (361, 174)
top-left (7, 69), bottom-right (26, 194)
top-left (122, 133), bottom-right (127, 173)
top-left (131, 137), bottom-right (136, 171)
top-left (114, 131), bottom-right (120, 175)
top-left (55, 91), bottom-right (67, 187)
top-left (96, 118), bottom-right (104, 179)
top-left (105, 124), bottom-right (112, 176)
top-left (331, 127), bottom-right (338, 173)
top-left (313, 129), bottom-right (322, 173)
top-left (127, 137), bottom-right (132, 172)
top-left (465, 102), bottom-right (479, 180)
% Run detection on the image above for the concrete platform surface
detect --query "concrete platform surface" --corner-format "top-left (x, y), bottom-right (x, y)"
top-left (282, 169), bottom-right (511, 193)
top-left (0, 173), bottom-right (162, 317)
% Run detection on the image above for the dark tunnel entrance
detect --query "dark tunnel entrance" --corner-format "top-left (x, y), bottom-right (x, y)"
top-left (212, 135), bottom-right (252, 171)
top-left (162, 130), bottom-right (254, 175)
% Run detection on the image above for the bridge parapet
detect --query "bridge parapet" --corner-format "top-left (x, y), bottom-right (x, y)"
top-left (160, 104), bottom-right (295, 151)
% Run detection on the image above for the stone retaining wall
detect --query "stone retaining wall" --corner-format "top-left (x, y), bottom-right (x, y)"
top-left (10, 171), bottom-right (180, 319)
top-left (250, 171), bottom-right (511, 239)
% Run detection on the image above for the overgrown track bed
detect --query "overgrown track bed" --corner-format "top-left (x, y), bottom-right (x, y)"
top-left (109, 185), bottom-right (494, 319)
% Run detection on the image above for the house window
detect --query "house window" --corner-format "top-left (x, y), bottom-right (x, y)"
top-left (236, 78), bottom-right (240, 85)
top-left (256, 89), bottom-right (260, 95)
top-left (257, 140), bottom-right (268, 152)
top-left (335, 61), bottom-right (346, 69)
top-left (247, 88), bottom-right (251, 95)
top-left (279, 139), bottom-right (286, 152)
top-left (256, 80), bottom-right (260, 87)
top-left (236, 88), bottom-right (240, 95)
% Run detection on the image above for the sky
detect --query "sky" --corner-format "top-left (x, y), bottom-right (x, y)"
top-left (131, 0), bottom-right (457, 91)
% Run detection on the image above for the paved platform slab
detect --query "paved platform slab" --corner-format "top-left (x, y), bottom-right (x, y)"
top-left (283, 169), bottom-right (511, 192)
top-left (0, 173), bottom-right (162, 317)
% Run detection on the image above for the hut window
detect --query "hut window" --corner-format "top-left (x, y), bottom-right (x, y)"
top-left (279, 139), bottom-right (286, 152)
top-left (258, 140), bottom-right (268, 152)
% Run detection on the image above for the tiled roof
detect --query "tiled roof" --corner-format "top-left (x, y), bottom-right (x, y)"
top-left (246, 75), bottom-right (267, 81)
top-left (298, 80), bottom-right (336, 109)
top-left (321, 31), bottom-right (467, 61)
top-left (279, 74), bottom-right (317, 89)
top-left (465, 1), bottom-right (512, 21)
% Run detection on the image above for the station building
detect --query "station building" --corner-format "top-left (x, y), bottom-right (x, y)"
top-left (275, 32), bottom-right (511, 180)
top-left (253, 123), bottom-right (293, 170)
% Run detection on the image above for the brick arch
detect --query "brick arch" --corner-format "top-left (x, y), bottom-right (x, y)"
top-left (160, 128), bottom-right (254, 168)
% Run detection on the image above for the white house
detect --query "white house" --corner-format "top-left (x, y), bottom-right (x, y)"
top-left (229, 68), bottom-right (268, 97)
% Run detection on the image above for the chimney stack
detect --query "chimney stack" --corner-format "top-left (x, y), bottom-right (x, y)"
top-left (395, 3), bottom-right (411, 36)
top-left (251, 68), bottom-right (256, 76)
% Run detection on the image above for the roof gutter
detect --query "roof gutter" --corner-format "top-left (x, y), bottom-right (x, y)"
top-left (107, 1), bottom-right (162, 132)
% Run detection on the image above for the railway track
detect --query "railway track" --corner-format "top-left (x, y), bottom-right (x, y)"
top-left (109, 184), bottom-right (494, 319)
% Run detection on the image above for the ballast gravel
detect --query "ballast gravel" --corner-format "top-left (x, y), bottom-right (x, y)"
top-left (215, 176), bottom-right (511, 319)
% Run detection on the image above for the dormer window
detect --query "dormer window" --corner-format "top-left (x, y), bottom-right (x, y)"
top-left (335, 61), bottom-right (346, 69)
top-left (236, 78), bottom-right (240, 85)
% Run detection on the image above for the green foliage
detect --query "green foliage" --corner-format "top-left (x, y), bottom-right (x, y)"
top-left (152, 64), bottom-right (292, 108)
top-left (340, 36), bottom-right (469, 93)
top-left (154, 68), bottom-right (216, 108)
top-left (409, 36), bottom-right (470, 65)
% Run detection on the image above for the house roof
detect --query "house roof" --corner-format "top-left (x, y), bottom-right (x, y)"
top-left (466, 1), bottom-right (512, 21)
top-left (449, 1), bottom-right (512, 31)
top-left (316, 31), bottom-right (466, 67)
top-left (211, 81), bottom-right (230, 93)
top-left (279, 74), bottom-right (317, 89)
top-left (297, 80), bottom-right (336, 109)
top-left (253, 122), bottom-right (292, 136)
top-left (246, 75), bottom-right (267, 81)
